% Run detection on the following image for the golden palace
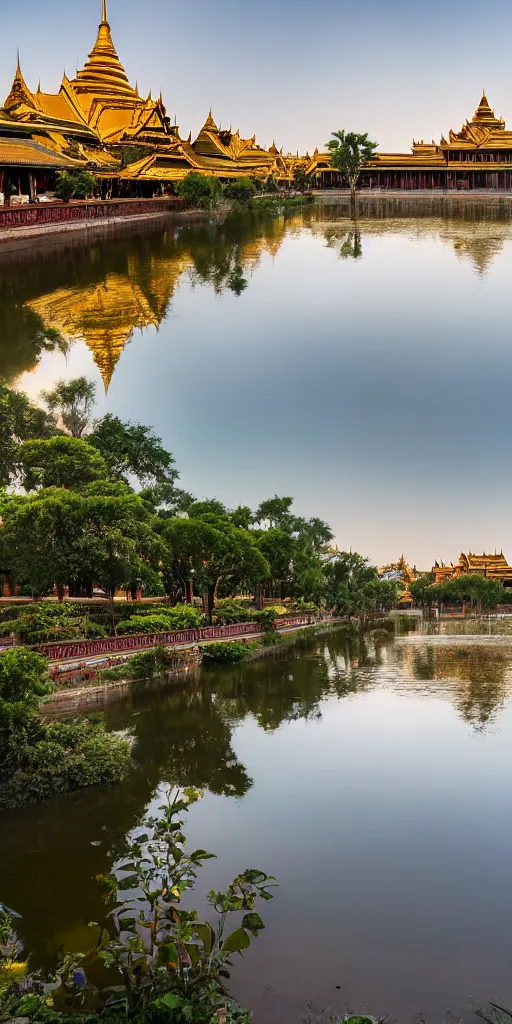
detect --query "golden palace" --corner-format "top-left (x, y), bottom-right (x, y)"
top-left (4, 4), bottom-right (512, 193)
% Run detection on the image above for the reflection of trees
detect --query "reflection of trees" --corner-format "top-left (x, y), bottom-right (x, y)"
top-left (120, 685), bottom-right (253, 797)
top-left (432, 646), bottom-right (510, 730)
top-left (394, 640), bottom-right (512, 730)
top-left (209, 632), bottom-right (390, 732)
top-left (0, 303), bottom-right (68, 383)
top-left (324, 225), bottom-right (363, 260)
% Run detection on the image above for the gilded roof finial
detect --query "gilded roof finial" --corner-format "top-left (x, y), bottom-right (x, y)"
top-left (101, 0), bottom-right (108, 24)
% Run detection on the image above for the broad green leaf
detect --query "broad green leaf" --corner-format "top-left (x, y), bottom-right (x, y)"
top-left (222, 927), bottom-right (250, 954)
top-left (242, 912), bottom-right (264, 933)
top-left (195, 922), bottom-right (215, 955)
top-left (158, 992), bottom-right (182, 1010)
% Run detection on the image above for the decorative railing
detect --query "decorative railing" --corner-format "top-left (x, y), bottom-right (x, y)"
top-left (0, 197), bottom-right (183, 231)
top-left (33, 616), bottom-right (316, 663)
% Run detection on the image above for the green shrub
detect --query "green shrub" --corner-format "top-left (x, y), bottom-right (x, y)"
top-left (0, 603), bottom-right (108, 644)
top-left (54, 170), bottom-right (98, 202)
top-left (0, 646), bottom-right (131, 810)
top-left (176, 172), bottom-right (223, 209)
top-left (2, 720), bottom-right (131, 811)
top-left (213, 599), bottom-right (253, 625)
top-left (200, 641), bottom-right (257, 664)
top-left (254, 607), bottom-right (278, 632)
top-left (0, 791), bottom-right (274, 1022)
top-left (116, 606), bottom-right (201, 635)
top-left (225, 177), bottom-right (257, 204)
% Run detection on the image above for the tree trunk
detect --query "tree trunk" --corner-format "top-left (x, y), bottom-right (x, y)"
top-left (206, 583), bottom-right (217, 624)
top-left (57, 584), bottom-right (65, 603)
top-left (350, 183), bottom-right (357, 217)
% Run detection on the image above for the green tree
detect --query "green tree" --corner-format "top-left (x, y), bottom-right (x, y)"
top-left (293, 163), bottom-right (308, 192)
top-left (176, 172), bottom-right (223, 210)
top-left (255, 495), bottom-right (294, 529)
top-left (19, 436), bottom-right (108, 491)
top-left (256, 528), bottom-right (294, 597)
top-left (0, 486), bottom-right (157, 601)
top-left (40, 376), bottom-right (96, 437)
top-left (326, 130), bottom-right (378, 213)
top-left (324, 551), bottom-right (397, 619)
top-left (225, 177), bottom-right (257, 204)
top-left (54, 170), bottom-right (98, 202)
top-left (87, 414), bottom-right (177, 486)
top-left (409, 573), bottom-right (436, 608)
top-left (163, 517), bottom-right (269, 620)
top-left (0, 381), bottom-right (57, 487)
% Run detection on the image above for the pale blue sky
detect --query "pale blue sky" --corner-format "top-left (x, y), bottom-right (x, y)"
top-left (3, 0), bottom-right (512, 155)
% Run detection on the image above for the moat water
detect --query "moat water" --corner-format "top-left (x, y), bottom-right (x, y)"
top-left (2, 622), bottom-right (512, 1023)
top-left (4, 198), bottom-right (512, 565)
top-left (4, 202), bottom-right (512, 1021)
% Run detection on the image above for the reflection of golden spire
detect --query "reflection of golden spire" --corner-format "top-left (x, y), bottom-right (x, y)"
top-left (25, 249), bottom-right (192, 391)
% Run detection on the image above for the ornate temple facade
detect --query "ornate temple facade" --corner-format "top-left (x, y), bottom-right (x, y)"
top-left (1, 1), bottom-right (291, 193)
top-left (433, 552), bottom-right (512, 586)
top-left (306, 93), bottom-right (512, 190)
top-left (4, 5), bottom-right (512, 193)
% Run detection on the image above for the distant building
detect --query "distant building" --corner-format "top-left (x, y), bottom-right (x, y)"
top-left (379, 555), bottom-right (419, 606)
top-left (433, 552), bottom-right (512, 587)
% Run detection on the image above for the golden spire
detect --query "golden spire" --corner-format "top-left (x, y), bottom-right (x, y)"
top-left (202, 109), bottom-right (218, 132)
top-left (4, 50), bottom-right (34, 110)
top-left (471, 91), bottom-right (504, 129)
top-left (72, 0), bottom-right (134, 98)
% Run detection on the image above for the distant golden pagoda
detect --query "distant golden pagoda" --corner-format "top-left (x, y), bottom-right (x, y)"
top-left (305, 91), bottom-right (512, 190)
top-left (379, 555), bottom-right (419, 606)
top-left (433, 551), bottom-right (512, 585)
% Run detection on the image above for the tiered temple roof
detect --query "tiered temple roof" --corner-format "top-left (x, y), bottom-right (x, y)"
top-left (2, 3), bottom-right (289, 184)
top-left (433, 551), bottom-right (512, 584)
top-left (3, 1), bottom-right (175, 170)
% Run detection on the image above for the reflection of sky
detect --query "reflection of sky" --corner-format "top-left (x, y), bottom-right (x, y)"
top-left (17, 218), bottom-right (512, 568)
top-left (5, 0), bottom-right (512, 153)
top-left (172, 686), bottom-right (512, 1023)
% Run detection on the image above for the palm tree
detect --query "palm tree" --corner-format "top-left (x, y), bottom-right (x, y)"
top-left (326, 130), bottom-right (378, 214)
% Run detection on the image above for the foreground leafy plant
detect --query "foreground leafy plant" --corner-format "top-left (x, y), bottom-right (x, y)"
top-left (0, 790), bottom-right (275, 1022)
top-left (95, 788), bottom-right (275, 1019)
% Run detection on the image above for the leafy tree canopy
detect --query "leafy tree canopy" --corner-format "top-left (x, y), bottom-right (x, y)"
top-left (326, 130), bottom-right (378, 208)
top-left (41, 376), bottom-right (96, 437)
top-left (19, 436), bottom-right (108, 491)
top-left (87, 413), bottom-right (177, 487)
top-left (54, 170), bottom-right (98, 202)
top-left (0, 381), bottom-right (57, 487)
top-left (176, 172), bottom-right (224, 210)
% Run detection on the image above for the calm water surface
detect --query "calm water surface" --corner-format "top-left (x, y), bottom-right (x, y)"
top-left (4, 199), bottom-right (512, 564)
top-left (2, 622), bottom-right (512, 1023)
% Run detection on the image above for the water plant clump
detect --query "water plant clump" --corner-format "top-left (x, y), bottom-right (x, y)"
top-left (0, 788), bottom-right (275, 1024)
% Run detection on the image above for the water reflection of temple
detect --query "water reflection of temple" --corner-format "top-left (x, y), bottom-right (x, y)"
top-left (394, 639), bottom-right (512, 729)
top-left (3, 214), bottom-right (290, 388)
top-left (27, 248), bottom-right (191, 390)
top-left (4, 207), bottom-right (512, 389)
